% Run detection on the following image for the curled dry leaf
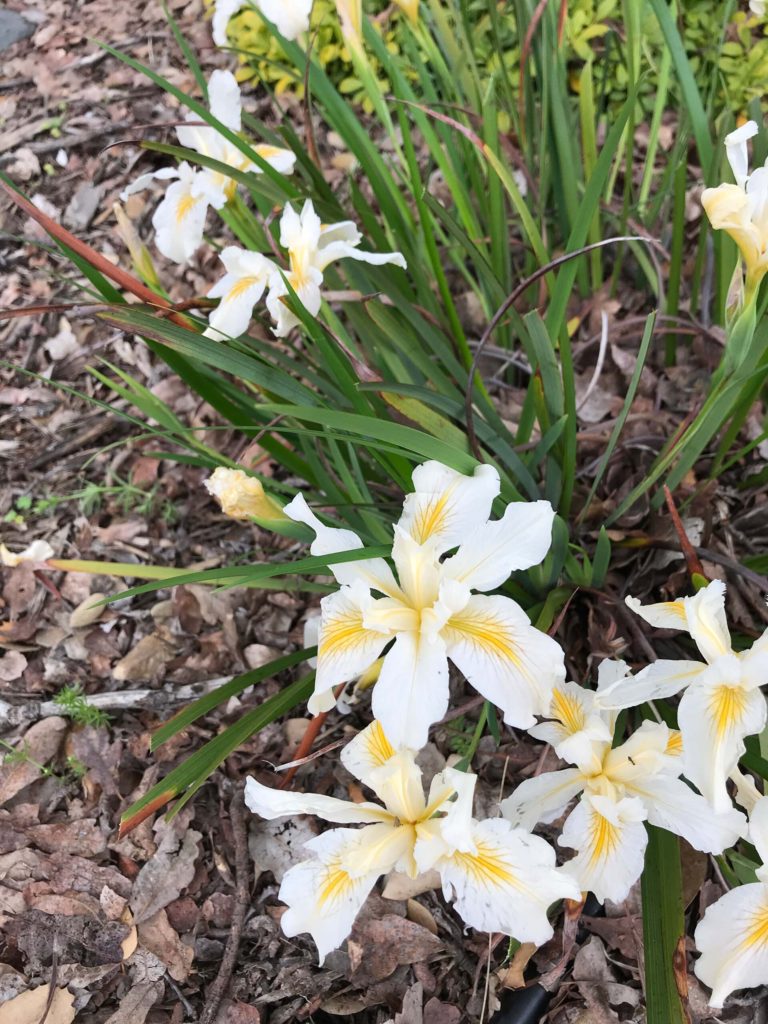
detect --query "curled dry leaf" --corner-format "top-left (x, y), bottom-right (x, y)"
top-left (405, 899), bottom-right (438, 936)
top-left (137, 908), bottom-right (194, 982)
top-left (0, 650), bottom-right (27, 682)
top-left (347, 915), bottom-right (442, 984)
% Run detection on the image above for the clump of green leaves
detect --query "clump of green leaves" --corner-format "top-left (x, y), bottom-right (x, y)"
top-left (54, 684), bottom-right (110, 727)
top-left (5, 476), bottom-right (176, 524)
top-left (0, 738), bottom-right (87, 783)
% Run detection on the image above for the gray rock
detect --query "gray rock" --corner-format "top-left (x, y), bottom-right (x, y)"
top-left (0, 7), bottom-right (33, 51)
top-left (64, 182), bottom-right (103, 231)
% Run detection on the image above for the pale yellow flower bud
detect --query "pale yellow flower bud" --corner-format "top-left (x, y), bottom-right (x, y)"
top-left (393, 0), bottom-right (419, 23)
top-left (336, 0), bottom-right (362, 50)
top-left (702, 122), bottom-right (768, 304)
top-left (205, 467), bottom-right (288, 523)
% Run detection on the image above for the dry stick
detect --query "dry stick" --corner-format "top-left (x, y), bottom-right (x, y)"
top-left (0, 180), bottom-right (190, 329)
top-left (36, 931), bottom-right (59, 1024)
top-left (199, 786), bottom-right (250, 1024)
top-left (662, 485), bottom-right (707, 581)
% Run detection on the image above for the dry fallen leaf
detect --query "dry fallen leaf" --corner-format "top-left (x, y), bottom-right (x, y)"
top-left (393, 981), bottom-right (423, 1024)
top-left (101, 980), bottom-right (165, 1024)
top-left (112, 632), bottom-right (175, 683)
top-left (26, 819), bottom-right (106, 856)
top-left (0, 983), bottom-right (75, 1024)
top-left (347, 915), bottom-right (442, 984)
top-left (249, 817), bottom-right (318, 882)
top-left (423, 998), bottom-right (461, 1024)
top-left (0, 717), bottom-right (68, 805)
top-left (405, 899), bottom-right (438, 936)
top-left (497, 941), bottom-right (536, 989)
top-left (130, 822), bottom-right (201, 923)
top-left (69, 593), bottom-right (106, 629)
top-left (137, 908), bottom-right (194, 982)
top-left (0, 650), bottom-right (27, 681)
top-left (382, 870), bottom-right (441, 901)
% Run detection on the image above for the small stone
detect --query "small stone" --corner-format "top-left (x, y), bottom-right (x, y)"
top-left (0, 8), bottom-right (34, 51)
top-left (69, 593), bottom-right (106, 629)
top-left (7, 147), bottom-right (40, 181)
top-left (243, 643), bottom-right (280, 669)
top-left (64, 182), bottom-right (102, 231)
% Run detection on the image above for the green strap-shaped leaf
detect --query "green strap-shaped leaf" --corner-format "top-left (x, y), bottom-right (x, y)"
top-left (642, 824), bottom-right (688, 1024)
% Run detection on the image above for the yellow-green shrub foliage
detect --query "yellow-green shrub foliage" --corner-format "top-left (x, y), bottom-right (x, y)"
top-left (220, 0), bottom-right (408, 112)
top-left (214, 0), bottom-right (768, 117)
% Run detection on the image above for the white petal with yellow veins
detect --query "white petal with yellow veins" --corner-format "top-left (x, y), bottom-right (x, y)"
top-left (443, 594), bottom-right (565, 729)
top-left (559, 793), bottom-right (647, 903)
top-left (695, 882), bottom-right (768, 1008)
top-left (438, 819), bottom-right (580, 944)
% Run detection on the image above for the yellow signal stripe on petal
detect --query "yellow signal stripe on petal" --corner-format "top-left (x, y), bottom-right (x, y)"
top-left (319, 614), bottom-right (370, 658)
top-left (665, 729), bottom-right (683, 757)
top-left (446, 612), bottom-right (520, 665)
top-left (739, 907), bottom-right (768, 952)
top-left (226, 276), bottom-right (263, 302)
top-left (365, 719), bottom-right (394, 768)
top-left (551, 688), bottom-right (586, 734)
top-left (175, 193), bottom-right (199, 224)
top-left (452, 842), bottom-right (516, 887)
top-left (412, 492), bottom-right (451, 544)
top-left (588, 810), bottom-right (620, 869)
top-left (708, 685), bottom-right (749, 739)
top-left (318, 862), bottom-right (354, 908)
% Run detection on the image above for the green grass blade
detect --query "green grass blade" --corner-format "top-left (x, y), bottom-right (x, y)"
top-left (119, 673), bottom-right (315, 834)
top-left (151, 647), bottom-right (316, 749)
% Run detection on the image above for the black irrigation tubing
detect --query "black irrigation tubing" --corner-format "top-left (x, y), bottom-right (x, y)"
top-left (488, 893), bottom-right (605, 1024)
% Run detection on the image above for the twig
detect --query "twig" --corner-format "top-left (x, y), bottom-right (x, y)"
top-left (36, 928), bottom-right (59, 1024)
top-left (273, 738), bottom-right (345, 772)
top-left (663, 485), bottom-right (707, 581)
top-left (0, 676), bottom-right (236, 731)
top-left (199, 786), bottom-right (250, 1024)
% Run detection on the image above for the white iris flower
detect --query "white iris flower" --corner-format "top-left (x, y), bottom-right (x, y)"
top-left (598, 581), bottom-right (768, 813)
top-left (245, 720), bottom-right (579, 963)
top-left (121, 70), bottom-right (296, 264)
top-left (204, 199), bottom-right (406, 339)
top-left (265, 200), bottom-right (407, 337)
top-left (502, 661), bottom-right (746, 903)
top-left (282, 461), bottom-right (565, 750)
top-left (0, 539), bottom-right (54, 567)
top-left (695, 795), bottom-right (768, 1007)
top-left (701, 120), bottom-right (768, 297)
